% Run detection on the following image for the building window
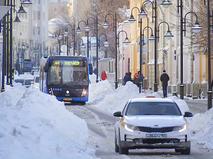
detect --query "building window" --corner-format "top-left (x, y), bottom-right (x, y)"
top-left (38, 0), bottom-right (40, 4)
top-left (33, 27), bottom-right (35, 35)
top-left (38, 27), bottom-right (40, 35)
top-left (43, 12), bottom-right (45, 20)
top-left (38, 11), bottom-right (40, 20)
top-left (32, 11), bottom-right (35, 20)
top-left (22, 25), bottom-right (24, 32)
top-left (53, 8), bottom-right (56, 12)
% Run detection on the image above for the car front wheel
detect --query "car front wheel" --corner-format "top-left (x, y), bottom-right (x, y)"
top-left (115, 133), bottom-right (119, 153)
top-left (180, 148), bottom-right (190, 155)
top-left (175, 145), bottom-right (191, 155)
top-left (118, 133), bottom-right (128, 155)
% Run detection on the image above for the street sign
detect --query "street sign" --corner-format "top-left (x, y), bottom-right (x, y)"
top-left (60, 45), bottom-right (67, 52)
top-left (19, 57), bottom-right (23, 64)
top-left (137, 35), bottom-right (148, 46)
top-left (33, 52), bottom-right (38, 58)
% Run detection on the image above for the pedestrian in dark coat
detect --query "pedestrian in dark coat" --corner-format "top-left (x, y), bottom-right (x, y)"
top-left (160, 70), bottom-right (170, 98)
top-left (133, 74), bottom-right (140, 87)
top-left (124, 72), bottom-right (132, 85)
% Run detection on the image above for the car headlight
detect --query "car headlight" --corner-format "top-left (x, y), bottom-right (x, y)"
top-left (173, 124), bottom-right (187, 132)
top-left (81, 89), bottom-right (87, 97)
top-left (48, 88), bottom-right (54, 95)
top-left (124, 123), bottom-right (140, 132)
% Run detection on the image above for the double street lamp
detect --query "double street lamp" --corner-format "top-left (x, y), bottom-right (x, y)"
top-left (77, 16), bottom-right (98, 59)
top-left (76, 16), bottom-right (99, 82)
top-left (129, 0), bottom-right (172, 92)
top-left (140, 26), bottom-right (155, 93)
top-left (63, 24), bottom-right (76, 56)
top-left (102, 12), bottom-right (119, 88)
top-left (77, 17), bottom-right (110, 83)
top-left (77, 19), bottom-right (91, 58)
top-left (103, 13), bottom-right (130, 89)
top-left (177, 0), bottom-right (202, 99)
top-left (1, 0), bottom-right (32, 92)
top-left (52, 31), bottom-right (66, 55)
top-left (116, 30), bottom-right (131, 88)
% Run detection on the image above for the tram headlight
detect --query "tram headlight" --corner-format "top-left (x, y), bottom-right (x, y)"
top-left (81, 89), bottom-right (87, 97)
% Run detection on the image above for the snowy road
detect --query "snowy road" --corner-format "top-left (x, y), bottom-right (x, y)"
top-left (66, 103), bottom-right (213, 159)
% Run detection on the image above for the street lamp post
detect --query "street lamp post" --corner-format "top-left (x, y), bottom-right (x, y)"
top-left (1, 0), bottom-right (31, 92)
top-left (141, 26), bottom-right (155, 93)
top-left (102, 12), bottom-right (119, 88)
top-left (138, 0), bottom-right (172, 92)
top-left (204, 0), bottom-right (212, 109)
top-left (65, 24), bottom-right (76, 56)
top-left (116, 30), bottom-right (131, 85)
top-left (128, 0), bottom-right (172, 93)
top-left (58, 34), bottom-right (62, 55)
top-left (76, 20), bottom-right (91, 56)
top-left (77, 16), bottom-right (99, 82)
top-left (129, 6), bottom-right (153, 93)
top-left (103, 13), bottom-right (131, 89)
top-left (75, 38), bottom-right (86, 53)
top-left (96, 33), bottom-right (110, 80)
top-left (178, 0), bottom-right (202, 99)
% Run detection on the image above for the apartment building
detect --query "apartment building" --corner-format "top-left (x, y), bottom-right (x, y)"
top-left (47, 0), bottom-right (92, 56)
top-left (128, 0), bottom-right (212, 98)
top-left (13, 0), bottom-right (49, 68)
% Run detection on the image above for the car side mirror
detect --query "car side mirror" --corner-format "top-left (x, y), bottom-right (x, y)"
top-left (184, 111), bottom-right (193, 117)
top-left (113, 111), bottom-right (123, 117)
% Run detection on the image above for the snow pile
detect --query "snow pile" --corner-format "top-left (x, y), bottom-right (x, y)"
top-left (0, 86), bottom-right (98, 159)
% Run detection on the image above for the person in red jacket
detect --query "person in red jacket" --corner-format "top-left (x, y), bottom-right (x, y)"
top-left (101, 70), bottom-right (107, 80)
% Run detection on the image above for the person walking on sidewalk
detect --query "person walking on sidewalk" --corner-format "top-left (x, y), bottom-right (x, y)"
top-left (160, 70), bottom-right (170, 98)
top-left (101, 70), bottom-right (107, 81)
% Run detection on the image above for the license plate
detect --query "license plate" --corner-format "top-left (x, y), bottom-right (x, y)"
top-left (63, 98), bottom-right (72, 101)
top-left (146, 134), bottom-right (167, 138)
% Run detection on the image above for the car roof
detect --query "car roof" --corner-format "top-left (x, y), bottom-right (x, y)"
top-left (129, 98), bottom-right (175, 103)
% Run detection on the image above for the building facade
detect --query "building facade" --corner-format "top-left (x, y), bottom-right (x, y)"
top-left (13, 0), bottom-right (49, 70)
top-left (128, 0), bottom-right (212, 98)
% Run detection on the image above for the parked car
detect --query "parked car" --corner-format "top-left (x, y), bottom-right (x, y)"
top-left (14, 79), bottom-right (24, 86)
top-left (14, 78), bottom-right (34, 88)
top-left (113, 98), bottom-right (193, 155)
top-left (24, 79), bottom-right (34, 88)
top-left (33, 75), bottom-right (40, 89)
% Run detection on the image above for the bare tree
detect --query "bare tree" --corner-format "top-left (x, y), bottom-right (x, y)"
top-left (170, 1), bottom-right (213, 54)
top-left (50, 0), bottom-right (129, 58)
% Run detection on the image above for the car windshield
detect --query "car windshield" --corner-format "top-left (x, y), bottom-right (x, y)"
top-left (126, 102), bottom-right (181, 116)
top-left (47, 63), bottom-right (88, 85)
top-left (35, 77), bottom-right (39, 83)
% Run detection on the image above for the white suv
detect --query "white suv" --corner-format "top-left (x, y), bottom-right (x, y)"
top-left (113, 98), bottom-right (193, 155)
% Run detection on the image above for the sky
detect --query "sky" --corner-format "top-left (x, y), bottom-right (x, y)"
top-left (1, 73), bottom-right (213, 159)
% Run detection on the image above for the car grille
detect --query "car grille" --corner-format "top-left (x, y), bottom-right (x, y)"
top-left (138, 126), bottom-right (174, 132)
top-left (142, 139), bottom-right (180, 144)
